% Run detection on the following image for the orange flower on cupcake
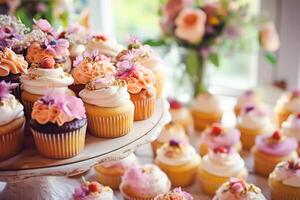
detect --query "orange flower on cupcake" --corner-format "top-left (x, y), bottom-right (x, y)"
top-left (259, 22), bottom-right (280, 52)
top-left (175, 8), bottom-right (207, 44)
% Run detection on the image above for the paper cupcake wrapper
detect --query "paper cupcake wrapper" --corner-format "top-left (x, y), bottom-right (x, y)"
top-left (271, 190), bottom-right (300, 200)
top-left (132, 97), bottom-right (155, 121)
top-left (87, 111), bottom-right (134, 138)
top-left (31, 124), bottom-right (87, 159)
top-left (192, 112), bottom-right (222, 132)
top-left (0, 124), bottom-right (24, 161)
top-left (97, 172), bottom-right (122, 190)
top-left (119, 185), bottom-right (157, 200)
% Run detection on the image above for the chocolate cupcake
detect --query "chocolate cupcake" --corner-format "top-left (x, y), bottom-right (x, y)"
top-left (30, 92), bottom-right (87, 159)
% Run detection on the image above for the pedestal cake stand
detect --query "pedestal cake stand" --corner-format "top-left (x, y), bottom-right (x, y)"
top-left (0, 98), bottom-right (171, 200)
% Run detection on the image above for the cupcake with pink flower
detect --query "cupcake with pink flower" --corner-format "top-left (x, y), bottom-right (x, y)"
top-left (282, 113), bottom-right (300, 154)
top-left (234, 90), bottom-right (262, 116)
top-left (154, 187), bottom-right (194, 200)
top-left (213, 178), bottom-right (266, 200)
top-left (120, 164), bottom-right (171, 200)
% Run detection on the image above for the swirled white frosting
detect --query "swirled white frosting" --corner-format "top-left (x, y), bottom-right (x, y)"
top-left (237, 107), bottom-right (272, 130)
top-left (284, 97), bottom-right (300, 113)
top-left (101, 153), bottom-right (137, 168)
top-left (86, 37), bottom-right (124, 57)
top-left (134, 45), bottom-right (162, 74)
top-left (0, 94), bottom-right (24, 126)
top-left (170, 108), bottom-right (192, 123)
top-left (69, 44), bottom-right (86, 59)
top-left (192, 93), bottom-right (222, 114)
top-left (282, 114), bottom-right (300, 141)
top-left (270, 160), bottom-right (300, 187)
top-left (157, 123), bottom-right (188, 143)
top-left (202, 151), bottom-right (246, 177)
top-left (20, 67), bottom-right (74, 95)
top-left (156, 144), bottom-right (200, 166)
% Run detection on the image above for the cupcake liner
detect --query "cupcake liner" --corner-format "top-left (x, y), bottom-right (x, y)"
top-left (31, 124), bottom-right (87, 159)
top-left (238, 125), bottom-right (263, 150)
top-left (271, 191), bottom-right (300, 200)
top-left (275, 108), bottom-right (290, 128)
top-left (154, 72), bottom-right (164, 99)
top-left (132, 97), bottom-right (155, 121)
top-left (119, 185), bottom-right (157, 200)
top-left (0, 119), bottom-right (25, 161)
top-left (97, 172), bottom-right (122, 190)
top-left (192, 111), bottom-right (222, 132)
top-left (87, 110), bottom-right (134, 138)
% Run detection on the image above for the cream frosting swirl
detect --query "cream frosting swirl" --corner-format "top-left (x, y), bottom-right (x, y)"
top-left (157, 123), bottom-right (188, 143)
top-left (0, 48), bottom-right (28, 76)
top-left (202, 150), bottom-right (246, 177)
top-left (20, 67), bottom-right (74, 95)
top-left (277, 90), bottom-right (300, 113)
top-left (235, 90), bottom-right (260, 109)
top-left (79, 76), bottom-right (131, 107)
top-left (282, 114), bottom-right (300, 141)
top-left (192, 93), bottom-right (222, 114)
top-left (101, 153), bottom-right (137, 168)
top-left (0, 94), bottom-right (24, 126)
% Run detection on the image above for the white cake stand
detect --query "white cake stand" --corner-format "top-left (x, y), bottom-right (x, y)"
top-left (0, 98), bottom-right (171, 200)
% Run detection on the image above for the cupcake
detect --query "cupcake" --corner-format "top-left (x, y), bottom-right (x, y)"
top-left (86, 34), bottom-right (124, 58)
top-left (213, 178), bottom-right (266, 200)
top-left (236, 105), bottom-right (273, 150)
top-left (79, 75), bottom-right (134, 138)
top-left (120, 164), bottom-right (171, 200)
top-left (117, 38), bottom-right (165, 98)
top-left (151, 123), bottom-right (189, 157)
top-left (155, 140), bottom-right (201, 187)
top-left (154, 187), bottom-right (193, 200)
top-left (197, 146), bottom-right (248, 196)
top-left (234, 90), bottom-right (261, 116)
top-left (72, 178), bottom-right (114, 200)
top-left (168, 97), bottom-right (193, 133)
top-left (70, 51), bottom-right (116, 96)
top-left (253, 130), bottom-right (298, 177)
top-left (269, 159), bottom-right (300, 200)
top-left (0, 81), bottom-right (25, 161)
top-left (95, 153), bottom-right (138, 189)
top-left (116, 60), bottom-right (156, 121)
top-left (282, 113), bottom-right (300, 154)
top-left (30, 92), bottom-right (87, 159)
top-left (275, 89), bottom-right (300, 127)
top-left (191, 93), bottom-right (223, 132)
top-left (198, 123), bottom-right (242, 156)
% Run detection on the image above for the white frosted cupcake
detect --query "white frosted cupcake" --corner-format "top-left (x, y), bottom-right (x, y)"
top-left (234, 90), bottom-right (261, 116)
top-left (282, 113), bottom-right (300, 154)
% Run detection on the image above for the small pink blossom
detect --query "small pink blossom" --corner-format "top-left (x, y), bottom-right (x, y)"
top-left (116, 60), bottom-right (138, 79)
top-left (229, 178), bottom-right (246, 194)
top-left (0, 81), bottom-right (18, 100)
top-left (44, 38), bottom-right (69, 56)
top-left (163, 0), bottom-right (194, 21)
top-left (33, 19), bottom-right (56, 37)
top-left (259, 22), bottom-right (280, 52)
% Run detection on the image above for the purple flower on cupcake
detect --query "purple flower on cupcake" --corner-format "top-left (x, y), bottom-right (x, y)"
top-left (33, 19), bottom-right (56, 37)
top-left (116, 60), bottom-right (138, 79)
top-left (0, 26), bottom-right (22, 50)
top-left (0, 81), bottom-right (18, 100)
top-left (43, 38), bottom-right (69, 55)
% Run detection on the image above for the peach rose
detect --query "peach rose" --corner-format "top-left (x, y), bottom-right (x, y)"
top-left (163, 0), bottom-right (193, 21)
top-left (259, 22), bottom-right (280, 52)
top-left (175, 8), bottom-right (207, 44)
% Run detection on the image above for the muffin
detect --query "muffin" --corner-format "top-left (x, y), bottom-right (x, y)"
top-left (95, 153), bottom-right (138, 189)
top-left (234, 90), bottom-right (261, 116)
top-left (275, 89), bottom-right (300, 127)
top-left (236, 105), bottom-right (273, 150)
top-left (253, 130), bottom-right (298, 177)
top-left (0, 81), bottom-right (25, 161)
top-left (30, 92), bottom-right (87, 159)
top-left (191, 93), bottom-right (223, 132)
top-left (70, 52), bottom-right (116, 96)
top-left (120, 164), bottom-right (171, 200)
top-left (116, 60), bottom-right (156, 121)
top-left (151, 123), bottom-right (189, 156)
top-left (86, 34), bottom-right (124, 58)
top-left (72, 178), bottom-right (114, 200)
top-left (168, 97), bottom-right (193, 133)
top-left (269, 159), bottom-right (300, 200)
top-left (198, 147), bottom-right (248, 196)
top-left (199, 123), bottom-right (242, 156)
top-left (155, 140), bottom-right (201, 187)
top-left (213, 178), bottom-right (266, 200)
top-left (282, 113), bottom-right (300, 154)
top-left (154, 187), bottom-right (194, 200)
top-left (117, 38), bottom-right (165, 98)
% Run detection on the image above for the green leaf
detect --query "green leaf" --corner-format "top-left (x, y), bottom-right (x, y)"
top-left (264, 52), bottom-right (277, 66)
top-left (185, 49), bottom-right (198, 78)
top-left (143, 39), bottom-right (165, 47)
top-left (209, 53), bottom-right (219, 67)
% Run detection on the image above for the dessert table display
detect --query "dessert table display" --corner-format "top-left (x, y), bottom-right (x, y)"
top-left (0, 99), bottom-right (171, 200)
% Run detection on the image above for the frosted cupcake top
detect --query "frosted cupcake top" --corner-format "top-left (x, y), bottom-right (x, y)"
top-left (282, 114), bottom-right (300, 141)
top-left (255, 130), bottom-right (298, 157)
top-left (201, 123), bottom-right (240, 149)
top-left (192, 93), bottom-right (222, 114)
top-left (100, 153), bottom-right (137, 169)
top-left (116, 60), bottom-right (156, 94)
top-left (156, 140), bottom-right (200, 166)
top-left (86, 34), bottom-right (124, 58)
top-left (277, 89), bottom-right (300, 113)
top-left (79, 75), bottom-right (130, 108)
top-left (154, 187), bottom-right (194, 200)
top-left (235, 90), bottom-right (261, 109)
top-left (0, 48), bottom-right (28, 76)
top-left (117, 37), bottom-right (162, 73)
top-left (157, 123), bottom-right (188, 143)
top-left (270, 159), bottom-right (300, 187)
top-left (31, 92), bottom-right (86, 126)
top-left (237, 106), bottom-right (272, 130)
top-left (168, 98), bottom-right (191, 123)
top-left (213, 178), bottom-right (266, 200)
top-left (71, 51), bottom-right (116, 85)
top-left (73, 179), bottom-right (113, 200)
top-left (0, 81), bottom-right (24, 126)
top-left (120, 164), bottom-right (170, 197)
top-left (202, 147), bottom-right (246, 177)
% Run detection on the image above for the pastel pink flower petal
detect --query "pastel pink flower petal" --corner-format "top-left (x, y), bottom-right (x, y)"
top-left (259, 22), bottom-right (280, 52)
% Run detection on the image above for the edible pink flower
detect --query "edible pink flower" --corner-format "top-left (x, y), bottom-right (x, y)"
top-left (259, 22), bottom-right (280, 52)
top-left (163, 0), bottom-right (194, 21)
top-left (0, 81), bottom-right (18, 100)
top-left (229, 178), bottom-right (246, 194)
top-left (44, 38), bottom-right (69, 56)
top-left (33, 19), bottom-right (56, 37)
top-left (116, 60), bottom-right (138, 79)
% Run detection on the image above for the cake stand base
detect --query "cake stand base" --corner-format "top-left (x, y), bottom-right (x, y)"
top-left (0, 176), bottom-right (75, 200)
